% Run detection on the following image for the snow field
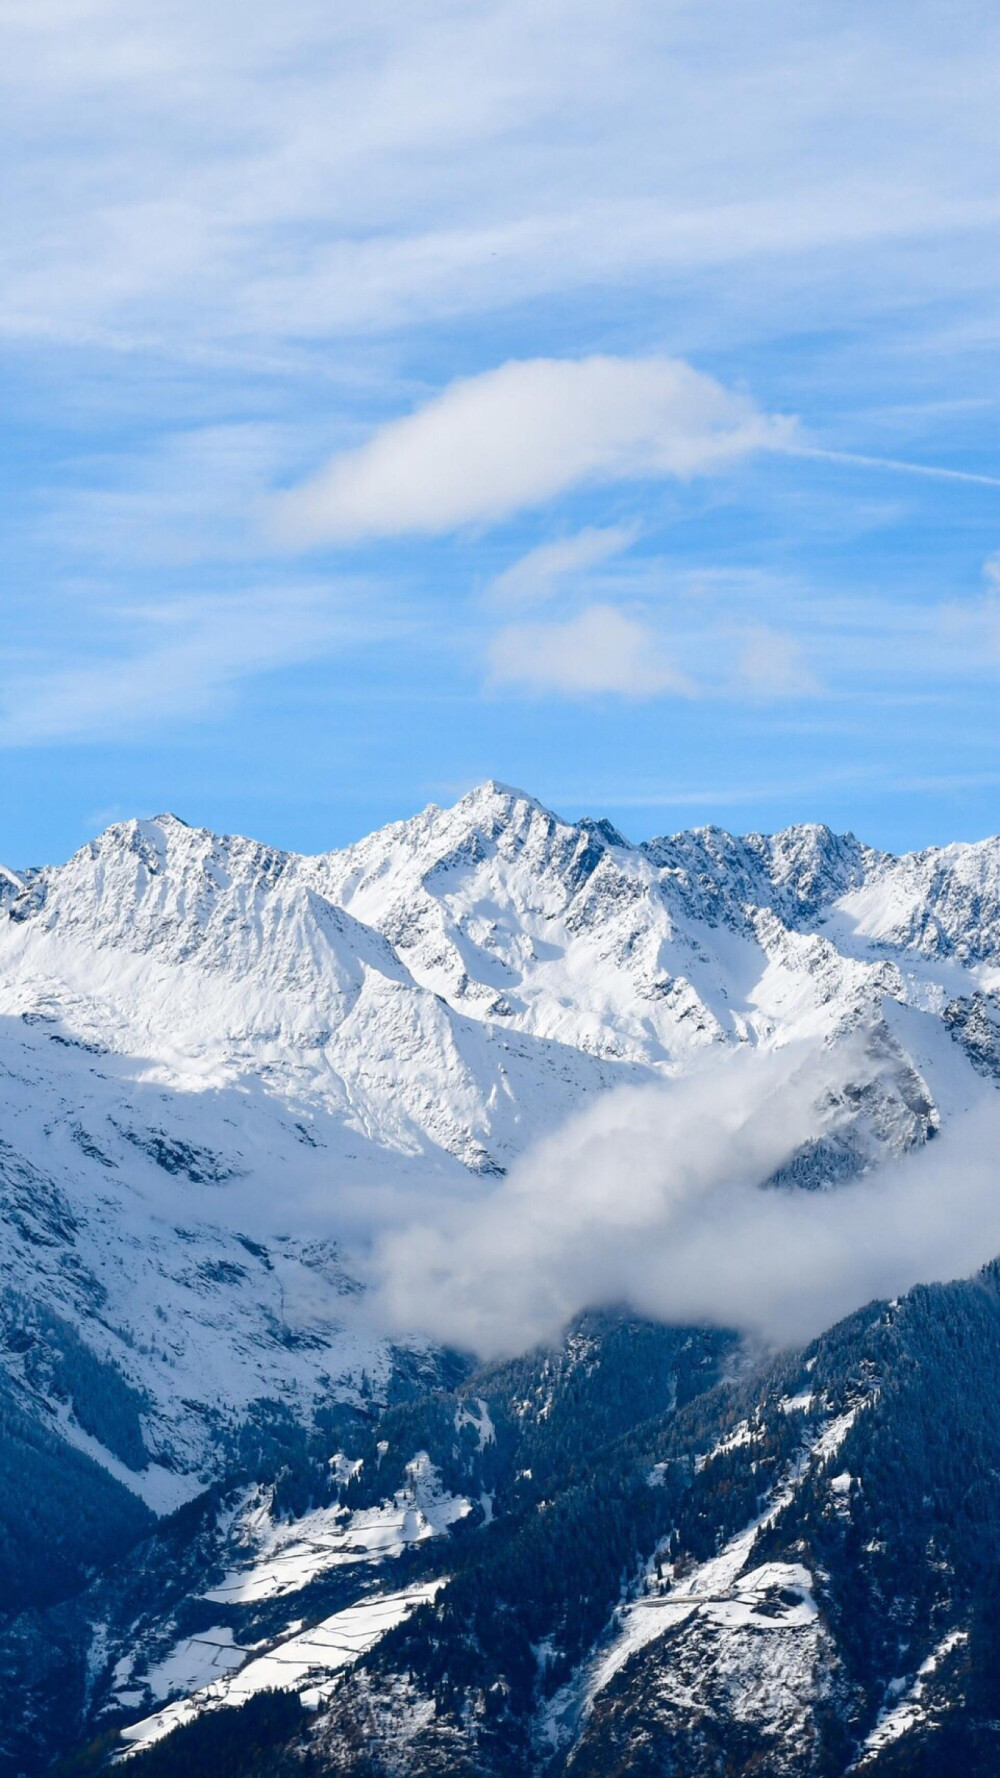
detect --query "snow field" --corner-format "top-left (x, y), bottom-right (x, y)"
top-left (119, 1582), bottom-right (444, 1754)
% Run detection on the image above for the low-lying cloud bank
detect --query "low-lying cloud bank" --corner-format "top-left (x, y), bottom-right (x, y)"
top-left (369, 1044), bottom-right (1000, 1357)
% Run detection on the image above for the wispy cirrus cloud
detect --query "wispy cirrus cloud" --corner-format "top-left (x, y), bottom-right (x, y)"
top-left (483, 525), bottom-right (639, 608)
top-left (3, 2), bottom-right (1000, 351)
top-left (0, 587), bottom-right (384, 746)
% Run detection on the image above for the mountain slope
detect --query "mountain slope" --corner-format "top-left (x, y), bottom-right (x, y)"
top-left (238, 1272), bottom-right (1000, 1778)
top-left (59, 1272), bottom-right (1000, 1778)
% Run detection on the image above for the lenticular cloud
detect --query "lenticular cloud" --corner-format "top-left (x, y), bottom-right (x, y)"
top-left (370, 1041), bottom-right (1000, 1357)
top-left (273, 354), bottom-right (795, 545)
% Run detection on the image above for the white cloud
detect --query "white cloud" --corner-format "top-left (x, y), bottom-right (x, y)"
top-left (370, 1043), bottom-right (1000, 1358)
top-left (271, 356), bottom-right (794, 545)
top-left (487, 603), bottom-right (691, 698)
top-left (736, 625), bottom-right (821, 699)
top-left (483, 525), bottom-right (638, 608)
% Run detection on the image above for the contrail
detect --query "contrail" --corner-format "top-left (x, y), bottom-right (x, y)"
top-left (786, 444), bottom-right (1000, 491)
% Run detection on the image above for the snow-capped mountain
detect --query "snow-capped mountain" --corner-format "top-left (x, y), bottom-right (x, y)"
top-left (1, 782), bottom-right (998, 1479)
top-left (3, 782), bottom-right (1000, 1776)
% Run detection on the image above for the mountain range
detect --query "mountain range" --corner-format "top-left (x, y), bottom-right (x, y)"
top-left (2, 782), bottom-right (1000, 1776)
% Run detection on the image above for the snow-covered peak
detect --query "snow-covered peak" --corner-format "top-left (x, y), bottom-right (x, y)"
top-left (762, 822), bottom-right (870, 908)
top-left (10, 786), bottom-right (1000, 1082)
top-left (452, 777), bottom-right (550, 820)
top-left (0, 792), bottom-right (645, 1207)
top-left (640, 820), bottom-right (871, 929)
top-left (837, 833), bottom-right (1000, 962)
top-left (319, 780), bottom-right (584, 894)
top-left (1, 782), bottom-right (999, 1502)
top-left (16, 812), bottom-right (409, 1002)
top-left (312, 784), bottom-right (677, 1059)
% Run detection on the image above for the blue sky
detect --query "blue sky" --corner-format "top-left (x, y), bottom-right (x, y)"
top-left (3, 0), bottom-right (1000, 866)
